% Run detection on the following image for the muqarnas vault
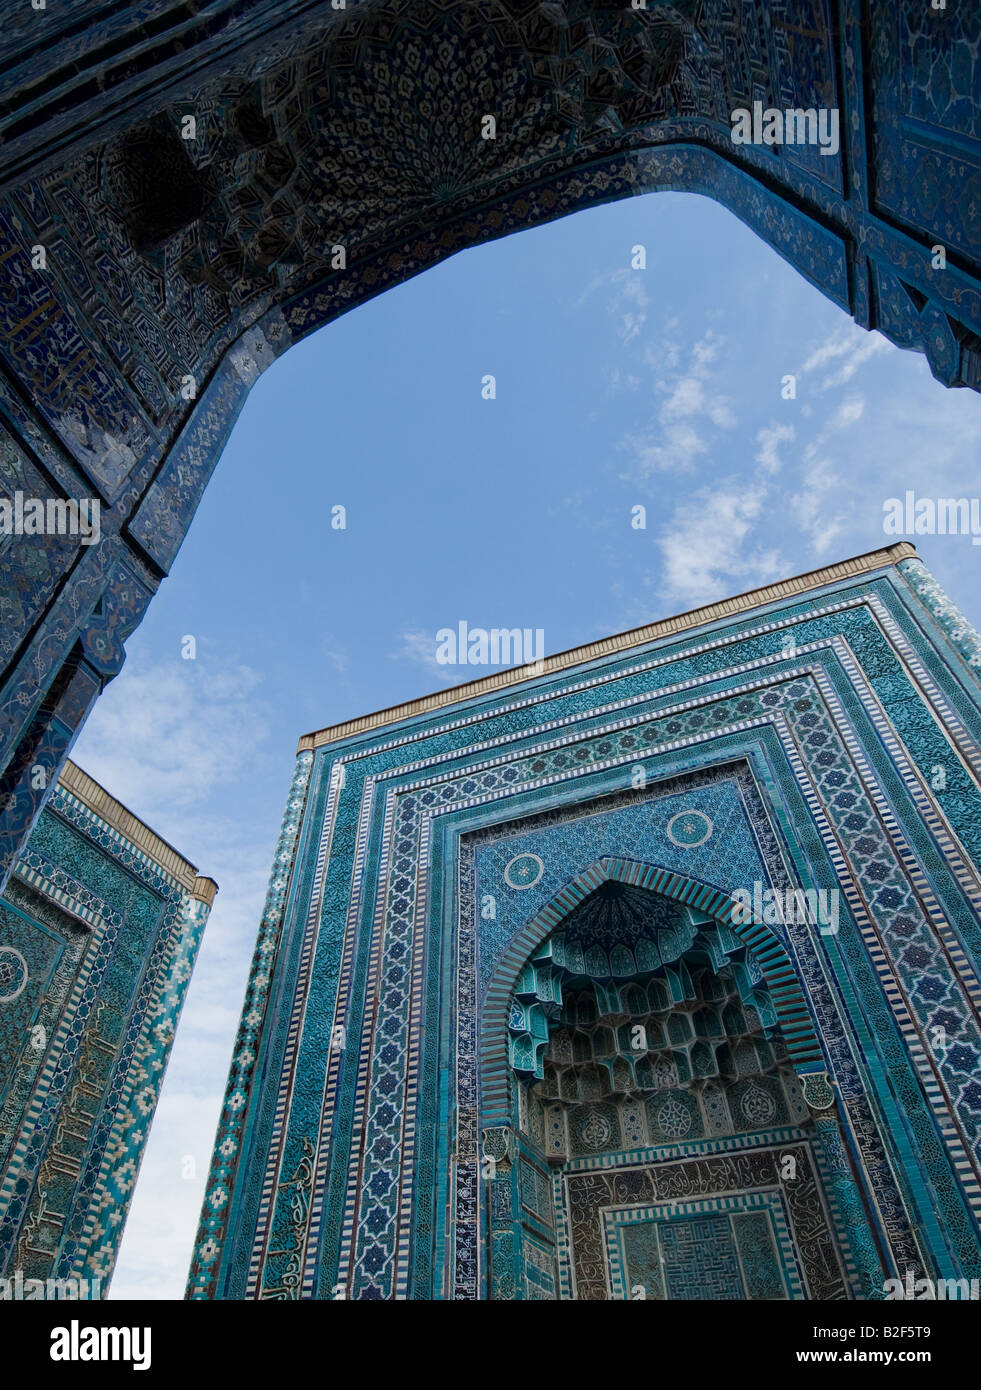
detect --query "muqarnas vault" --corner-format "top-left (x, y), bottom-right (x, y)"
top-left (0, 760), bottom-right (216, 1293)
top-left (191, 542), bottom-right (981, 1301)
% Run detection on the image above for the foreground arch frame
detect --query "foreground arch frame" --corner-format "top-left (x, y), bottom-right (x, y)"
top-left (1, 3), bottom-right (981, 885)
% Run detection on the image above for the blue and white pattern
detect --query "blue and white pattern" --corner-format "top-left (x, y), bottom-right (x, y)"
top-left (0, 771), bottom-right (214, 1290)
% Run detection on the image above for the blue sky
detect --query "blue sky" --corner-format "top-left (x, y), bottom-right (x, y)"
top-left (70, 189), bottom-right (981, 1298)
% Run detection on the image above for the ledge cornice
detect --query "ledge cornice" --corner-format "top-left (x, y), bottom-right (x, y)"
top-left (298, 542), bottom-right (919, 752)
top-left (55, 758), bottom-right (216, 898)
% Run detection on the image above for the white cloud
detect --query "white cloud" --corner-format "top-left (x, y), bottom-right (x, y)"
top-left (643, 335), bottom-right (681, 374)
top-left (602, 365), bottom-right (641, 394)
top-left (620, 420), bottom-right (708, 476)
top-left (780, 394), bottom-right (866, 552)
top-left (657, 481), bottom-right (786, 607)
top-left (692, 332), bottom-right (722, 368)
top-left (577, 267), bottom-right (650, 344)
top-left (755, 423), bottom-right (795, 475)
top-left (661, 373), bottom-right (736, 429)
top-left (394, 628), bottom-right (458, 683)
top-left (791, 455), bottom-right (844, 556)
top-left (800, 324), bottom-right (892, 391)
top-left (831, 396), bottom-right (865, 429)
top-left (619, 326), bottom-right (737, 480)
top-left (71, 652), bottom-right (269, 843)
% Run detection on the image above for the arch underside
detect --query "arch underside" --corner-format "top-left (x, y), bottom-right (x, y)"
top-left (0, 0), bottom-right (980, 894)
top-left (488, 856), bottom-right (826, 1088)
top-left (482, 864), bottom-right (855, 1300)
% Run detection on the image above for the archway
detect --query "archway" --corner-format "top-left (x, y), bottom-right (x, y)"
top-left (1, 1), bottom-right (980, 889)
top-left (481, 855), bottom-right (827, 1114)
top-left (479, 861), bottom-right (879, 1300)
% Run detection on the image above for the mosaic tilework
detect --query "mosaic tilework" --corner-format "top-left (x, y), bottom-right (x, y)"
top-left (605, 1194), bottom-right (795, 1300)
top-left (565, 1139), bottom-right (840, 1300)
top-left (2, 1), bottom-right (981, 898)
top-left (641, 1214), bottom-right (745, 1300)
top-left (187, 750), bottom-right (313, 1298)
top-left (192, 554), bottom-right (981, 1298)
top-left (461, 793), bottom-right (861, 1301)
top-left (0, 768), bottom-right (214, 1290)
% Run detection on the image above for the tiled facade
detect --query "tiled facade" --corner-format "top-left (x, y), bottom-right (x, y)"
top-left (190, 545), bottom-right (981, 1299)
top-left (0, 760), bottom-right (216, 1292)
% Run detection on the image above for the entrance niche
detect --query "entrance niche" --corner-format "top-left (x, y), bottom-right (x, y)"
top-left (482, 875), bottom-right (865, 1300)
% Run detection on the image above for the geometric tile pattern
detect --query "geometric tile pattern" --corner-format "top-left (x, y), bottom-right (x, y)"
top-left (0, 764), bottom-right (214, 1290)
top-left (649, 1214), bottom-right (747, 1301)
top-left (605, 1196), bottom-right (797, 1301)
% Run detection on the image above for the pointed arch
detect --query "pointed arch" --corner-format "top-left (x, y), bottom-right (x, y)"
top-left (480, 856), bottom-right (825, 1123)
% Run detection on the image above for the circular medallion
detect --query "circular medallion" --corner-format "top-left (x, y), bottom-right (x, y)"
top-left (666, 809), bottom-right (714, 848)
top-left (504, 853), bottom-right (544, 890)
top-left (0, 947), bottom-right (28, 1003)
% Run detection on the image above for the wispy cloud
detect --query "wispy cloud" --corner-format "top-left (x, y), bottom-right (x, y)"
top-left (631, 303), bottom-right (981, 617)
top-left (657, 478), bottom-right (786, 607)
top-left (394, 628), bottom-right (458, 683)
top-left (800, 323), bottom-right (892, 391)
top-left (71, 652), bottom-right (269, 837)
top-left (652, 415), bottom-right (798, 607)
top-left (577, 267), bottom-right (651, 345)
top-left (755, 422), bottom-right (795, 475)
top-left (619, 328), bottom-right (737, 480)
top-left (620, 419), bottom-right (709, 476)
